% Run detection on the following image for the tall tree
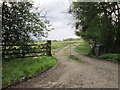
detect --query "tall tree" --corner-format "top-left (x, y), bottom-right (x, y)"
top-left (2, 2), bottom-right (52, 45)
top-left (70, 2), bottom-right (120, 54)
top-left (2, 2), bottom-right (53, 59)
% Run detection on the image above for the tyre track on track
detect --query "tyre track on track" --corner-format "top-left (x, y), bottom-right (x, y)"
top-left (11, 45), bottom-right (118, 88)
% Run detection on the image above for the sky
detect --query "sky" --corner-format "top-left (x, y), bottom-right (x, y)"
top-left (33, 0), bottom-right (79, 40)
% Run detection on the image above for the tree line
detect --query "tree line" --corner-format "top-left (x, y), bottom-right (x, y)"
top-left (70, 2), bottom-right (120, 55)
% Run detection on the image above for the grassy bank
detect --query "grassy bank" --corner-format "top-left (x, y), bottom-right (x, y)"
top-left (92, 53), bottom-right (120, 61)
top-left (64, 47), bottom-right (83, 62)
top-left (74, 41), bottom-right (119, 61)
top-left (2, 56), bottom-right (56, 86)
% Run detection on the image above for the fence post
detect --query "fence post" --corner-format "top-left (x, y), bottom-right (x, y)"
top-left (21, 44), bottom-right (25, 57)
top-left (46, 40), bottom-right (52, 56)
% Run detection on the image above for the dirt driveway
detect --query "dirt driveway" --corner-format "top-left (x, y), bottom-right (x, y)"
top-left (11, 45), bottom-right (118, 88)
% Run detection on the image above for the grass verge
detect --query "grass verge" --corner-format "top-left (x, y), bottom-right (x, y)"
top-left (64, 47), bottom-right (83, 62)
top-left (74, 41), bottom-right (119, 61)
top-left (2, 56), bottom-right (56, 86)
top-left (91, 53), bottom-right (120, 61)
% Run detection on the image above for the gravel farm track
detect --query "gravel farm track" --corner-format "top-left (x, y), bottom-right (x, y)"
top-left (10, 45), bottom-right (118, 88)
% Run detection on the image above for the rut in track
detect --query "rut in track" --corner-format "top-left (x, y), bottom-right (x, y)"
top-left (12, 45), bottom-right (118, 88)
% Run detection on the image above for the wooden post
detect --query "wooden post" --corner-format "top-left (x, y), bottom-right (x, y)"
top-left (21, 44), bottom-right (25, 57)
top-left (46, 40), bottom-right (52, 56)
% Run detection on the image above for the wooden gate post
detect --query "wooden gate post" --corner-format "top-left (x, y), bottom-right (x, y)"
top-left (46, 40), bottom-right (52, 56)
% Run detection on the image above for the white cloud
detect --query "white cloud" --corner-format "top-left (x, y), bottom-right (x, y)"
top-left (33, 0), bottom-right (79, 40)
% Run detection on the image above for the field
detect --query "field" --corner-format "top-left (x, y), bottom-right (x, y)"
top-left (2, 40), bottom-right (82, 86)
top-left (2, 40), bottom-right (119, 88)
top-left (36, 40), bottom-right (82, 54)
top-left (51, 40), bottom-right (82, 54)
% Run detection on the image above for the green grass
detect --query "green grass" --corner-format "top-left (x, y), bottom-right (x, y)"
top-left (74, 41), bottom-right (119, 61)
top-left (92, 53), bottom-right (120, 61)
top-left (74, 41), bottom-right (90, 55)
top-left (64, 47), bottom-right (83, 62)
top-left (68, 55), bottom-right (82, 61)
top-left (2, 56), bottom-right (56, 86)
top-left (51, 40), bottom-right (83, 54)
top-left (34, 40), bottom-right (83, 55)
top-left (2, 40), bottom-right (83, 86)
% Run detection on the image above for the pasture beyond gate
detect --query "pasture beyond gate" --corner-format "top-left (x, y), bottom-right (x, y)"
top-left (2, 40), bottom-right (52, 59)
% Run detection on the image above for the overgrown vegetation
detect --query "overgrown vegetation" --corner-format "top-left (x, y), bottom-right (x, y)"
top-left (2, 2), bottom-right (52, 45)
top-left (74, 42), bottom-right (119, 61)
top-left (2, 56), bottom-right (56, 86)
top-left (2, 2), bottom-right (53, 59)
top-left (70, 2), bottom-right (120, 55)
top-left (92, 53), bottom-right (120, 61)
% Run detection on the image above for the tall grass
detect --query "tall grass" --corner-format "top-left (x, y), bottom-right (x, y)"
top-left (74, 41), bottom-right (119, 61)
top-left (92, 53), bottom-right (120, 61)
top-left (2, 56), bottom-right (56, 86)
